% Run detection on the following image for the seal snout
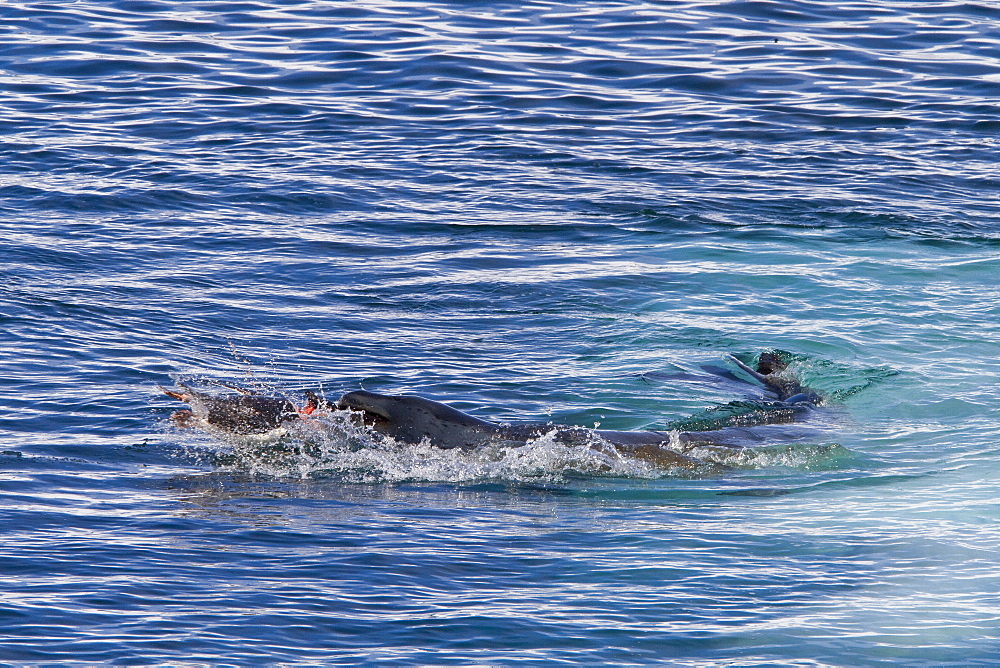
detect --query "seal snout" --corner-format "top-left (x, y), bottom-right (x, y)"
top-left (336, 390), bottom-right (393, 422)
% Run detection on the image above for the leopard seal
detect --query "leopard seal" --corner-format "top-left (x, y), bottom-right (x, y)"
top-left (160, 351), bottom-right (821, 468)
top-left (333, 388), bottom-right (813, 466)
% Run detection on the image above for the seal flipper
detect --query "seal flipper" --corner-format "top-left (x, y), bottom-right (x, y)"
top-left (726, 355), bottom-right (771, 385)
top-left (727, 352), bottom-right (819, 404)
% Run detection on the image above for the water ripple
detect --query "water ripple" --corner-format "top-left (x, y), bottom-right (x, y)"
top-left (2, 0), bottom-right (1000, 663)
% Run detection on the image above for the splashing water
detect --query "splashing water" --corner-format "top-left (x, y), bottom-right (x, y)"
top-left (169, 398), bottom-right (850, 483)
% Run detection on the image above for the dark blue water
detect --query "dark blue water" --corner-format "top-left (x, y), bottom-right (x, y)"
top-left (3, 1), bottom-right (1000, 663)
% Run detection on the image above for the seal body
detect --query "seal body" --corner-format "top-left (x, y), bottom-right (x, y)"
top-left (336, 390), bottom-right (704, 467)
top-left (336, 390), bottom-right (659, 449)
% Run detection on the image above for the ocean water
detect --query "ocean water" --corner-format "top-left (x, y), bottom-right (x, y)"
top-left (2, 0), bottom-right (1000, 663)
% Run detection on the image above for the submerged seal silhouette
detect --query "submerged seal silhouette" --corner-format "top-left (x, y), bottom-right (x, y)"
top-left (160, 351), bottom-right (821, 469)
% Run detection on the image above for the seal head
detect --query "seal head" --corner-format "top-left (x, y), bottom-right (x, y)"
top-left (336, 390), bottom-right (498, 448)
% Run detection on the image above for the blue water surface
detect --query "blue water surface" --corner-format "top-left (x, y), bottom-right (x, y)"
top-left (2, 0), bottom-right (1000, 663)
